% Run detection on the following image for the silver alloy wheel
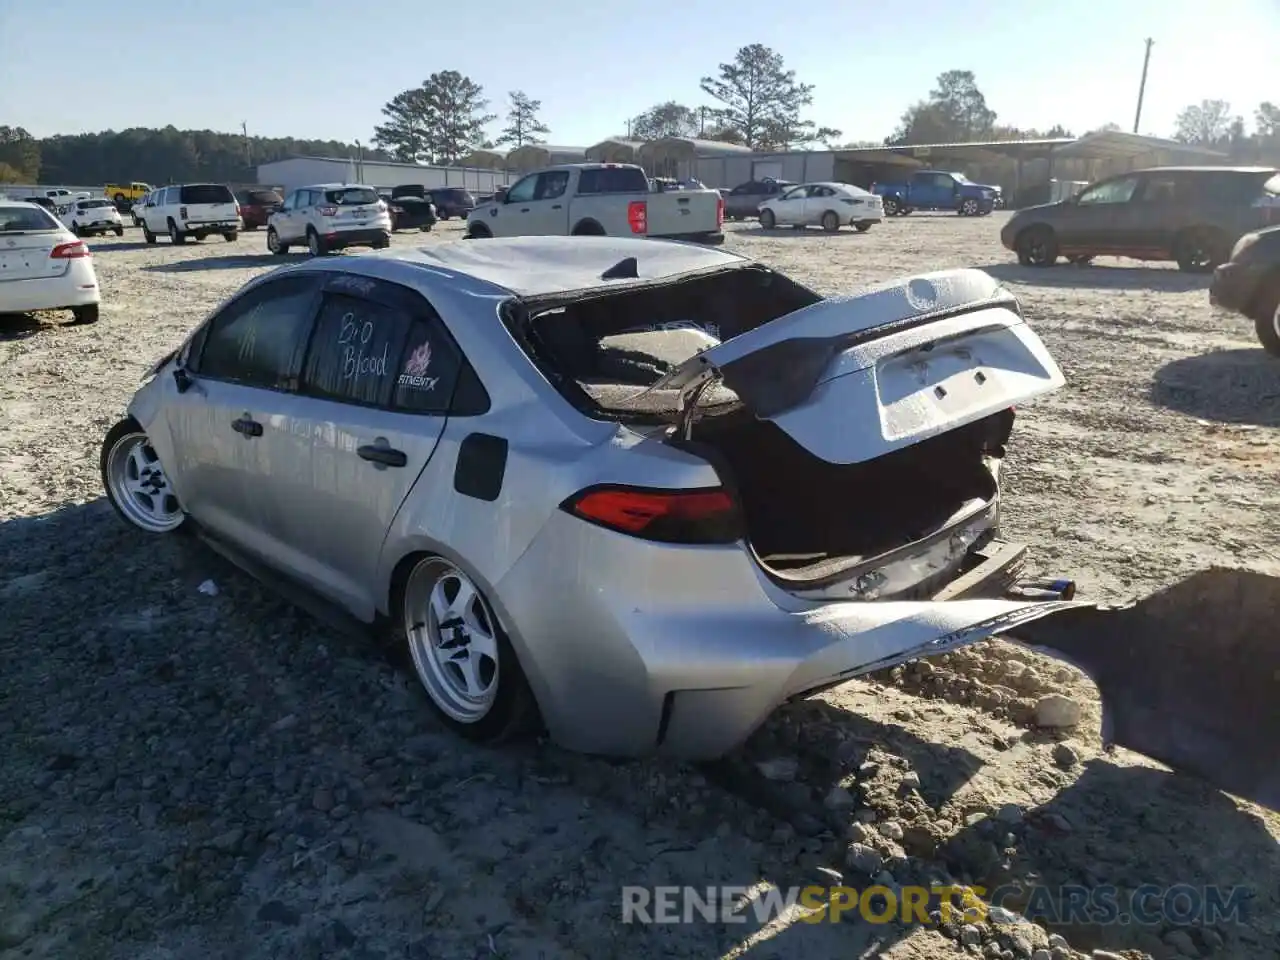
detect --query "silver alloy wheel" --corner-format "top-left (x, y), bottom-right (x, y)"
top-left (962, 198), bottom-right (979, 215)
top-left (105, 432), bottom-right (184, 533)
top-left (404, 558), bottom-right (501, 723)
top-left (1273, 299), bottom-right (1280, 343)
top-left (267, 229), bottom-right (280, 253)
top-left (308, 231), bottom-right (322, 256)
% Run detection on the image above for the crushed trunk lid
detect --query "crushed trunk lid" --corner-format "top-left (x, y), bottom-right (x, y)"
top-left (642, 268), bottom-right (1065, 464)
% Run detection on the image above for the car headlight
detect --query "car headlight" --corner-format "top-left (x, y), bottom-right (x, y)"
top-left (1230, 232), bottom-right (1259, 262)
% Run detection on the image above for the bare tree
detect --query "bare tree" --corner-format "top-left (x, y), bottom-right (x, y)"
top-left (1174, 100), bottom-right (1237, 145)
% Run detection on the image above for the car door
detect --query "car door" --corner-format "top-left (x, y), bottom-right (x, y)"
top-left (165, 273), bottom-right (323, 557)
top-left (804, 185), bottom-right (837, 223)
top-left (1057, 175), bottom-right (1140, 253)
top-left (479, 173), bottom-right (538, 237)
top-left (1126, 172), bottom-right (1184, 256)
top-left (143, 186), bottom-right (167, 231)
top-left (773, 185), bottom-right (808, 224)
top-left (520, 170), bottom-right (571, 235)
top-left (282, 275), bottom-right (464, 615)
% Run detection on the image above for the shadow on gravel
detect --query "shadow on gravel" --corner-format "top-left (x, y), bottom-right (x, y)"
top-left (981, 262), bottom-right (1210, 293)
top-left (143, 254), bottom-right (303, 273)
top-left (736, 227), bottom-right (873, 239)
top-left (0, 312), bottom-right (46, 341)
top-left (956, 760), bottom-right (1280, 957)
top-left (87, 240), bottom-right (158, 253)
top-left (1150, 349), bottom-right (1280, 427)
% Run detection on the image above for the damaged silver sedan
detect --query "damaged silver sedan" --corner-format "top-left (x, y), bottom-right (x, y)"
top-left (101, 237), bottom-right (1278, 811)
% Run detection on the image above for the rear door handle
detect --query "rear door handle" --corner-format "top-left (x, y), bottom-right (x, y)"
top-left (551, 204), bottom-right (562, 209)
top-left (357, 444), bottom-right (407, 468)
top-left (520, 207), bottom-right (530, 212)
top-left (231, 416), bottom-right (262, 437)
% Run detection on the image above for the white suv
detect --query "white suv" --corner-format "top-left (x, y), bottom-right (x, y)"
top-left (139, 183), bottom-right (240, 245)
top-left (63, 198), bottom-right (124, 237)
top-left (266, 183), bottom-right (392, 257)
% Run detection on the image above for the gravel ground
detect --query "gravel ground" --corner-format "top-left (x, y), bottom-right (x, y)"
top-left (2, 214), bottom-right (1278, 960)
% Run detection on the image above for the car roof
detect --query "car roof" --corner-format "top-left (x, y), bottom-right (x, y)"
top-left (369, 236), bottom-right (748, 299)
top-left (303, 182), bottom-right (373, 190)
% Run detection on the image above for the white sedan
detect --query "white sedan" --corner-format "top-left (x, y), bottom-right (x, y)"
top-left (758, 181), bottom-right (884, 233)
top-left (62, 197), bottom-right (124, 237)
top-left (0, 201), bottom-right (101, 324)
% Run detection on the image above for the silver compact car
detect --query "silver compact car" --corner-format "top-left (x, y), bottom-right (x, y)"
top-left (100, 237), bottom-right (1081, 759)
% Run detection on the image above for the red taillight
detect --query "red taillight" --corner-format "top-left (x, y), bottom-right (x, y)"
top-left (627, 200), bottom-right (647, 235)
top-left (179, 206), bottom-right (188, 219)
top-left (318, 205), bottom-right (339, 216)
top-left (50, 241), bottom-right (90, 259)
top-left (562, 485), bottom-right (741, 544)
top-left (716, 194), bottom-right (725, 227)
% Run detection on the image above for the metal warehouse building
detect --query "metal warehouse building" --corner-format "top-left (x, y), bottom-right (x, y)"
top-left (256, 156), bottom-right (514, 195)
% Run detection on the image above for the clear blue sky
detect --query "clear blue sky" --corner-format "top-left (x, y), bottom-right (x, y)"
top-left (1, 0), bottom-right (1276, 146)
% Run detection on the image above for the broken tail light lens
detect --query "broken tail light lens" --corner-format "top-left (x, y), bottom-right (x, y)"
top-left (50, 241), bottom-right (90, 259)
top-left (561, 485), bottom-right (742, 544)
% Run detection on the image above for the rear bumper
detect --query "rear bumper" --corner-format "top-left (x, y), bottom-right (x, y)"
top-left (1210, 261), bottom-right (1267, 316)
top-left (493, 508), bottom-right (1071, 760)
top-left (324, 227), bottom-right (391, 248)
top-left (184, 221), bottom-right (239, 233)
top-left (0, 265), bottom-right (99, 312)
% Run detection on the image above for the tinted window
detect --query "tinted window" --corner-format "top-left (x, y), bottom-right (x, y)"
top-left (81, 199), bottom-right (114, 208)
top-left (392, 317), bottom-right (463, 413)
top-left (299, 293), bottom-right (414, 406)
top-left (180, 184), bottom-right (235, 205)
top-left (0, 204), bottom-right (60, 232)
top-left (196, 277), bottom-right (318, 388)
top-left (241, 189), bottom-right (280, 205)
top-left (535, 171), bottom-right (569, 200)
top-left (1077, 176), bottom-right (1139, 205)
top-left (576, 166), bottom-right (649, 194)
top-left (504, 175), bottom-right (538, 204)
top-left (1198, 171), bottom-right (1276, 205)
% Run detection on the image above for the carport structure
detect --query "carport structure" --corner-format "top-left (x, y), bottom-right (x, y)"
top-left (585, 139), bottom-right (645, 164)
top-left (505, 144), bottom-right (589, 173)
top-left (457, 147), bottom-right (507, 170)
top-left (638, 137), bottom-right (754, 178)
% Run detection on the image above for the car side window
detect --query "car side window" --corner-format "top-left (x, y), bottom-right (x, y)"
top-left (729, 184), bottom-right (751, 196)
top-left (505, 175), bottom-right (538, 204)
top-left (1137, 176), bottom-right (1179, 204)
top-left (391, 315), bottom-right (469, 414)
top-left (812, 186), bottom-right (835, 198)
top-left (1076, 177), bottom-right (1139, 205)
top-left (298, 292), bottom-right (416, 407)
top-left (780, 187), bottom-right (805, 201)
top-left (192, 276), bottom-right (320, 389)
top-left (535, 171), bottom-right (570, 200)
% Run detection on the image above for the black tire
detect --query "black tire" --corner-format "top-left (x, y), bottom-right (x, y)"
top-left (373, 236), bottom-right (390, 250)
top-left (821, 210), bottom-right (840, 233)
top-left (244, 223), bottom-right (258, 231)
top-left (419, 223), bottom-right (433, 232)
top-left (881, 197), bottom-right (900, 216)
top-left (114, 226), bottom-right (124, 237)
top-left (1067, 254), bottom-right (1094, 266)
top-left (465, 222), bottom-right (491, 239)
top-left (73, 224), bottom-right (84, 237)
top-left (168, 220), bottom-right (185, 245)
top-left (1174, 228), bottom-right (1227, 273)
top-left (306, 228), bottom-right (326, 257)
top-left (223, 231), bottom-right (238, 242)
top-left (395, 555), bottom-right (538, 745)
top-left (1016, 226), bottom-right (1059, 267)
top-left (71, 303), bottom-right (99, 324)
top-left (854, 221), bottom-right (873, 233)
top-left (267, 227), bottom-right (288, 255)
top-left (571, 220), bottom-right (606, 236)
top-left (1252, 275), bottom-right (1280, 357)
top-left (901, 208), bottom-right (914, 216)
top-left (142, 223), bottom-right (157, 244)
top-left (759, 208), bottom-right (777, 230)
top-left (100, 418), bottom-right (189, 536)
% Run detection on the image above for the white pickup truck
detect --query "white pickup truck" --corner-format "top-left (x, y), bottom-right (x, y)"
top-left (465, 163), bottom-right (724, 244)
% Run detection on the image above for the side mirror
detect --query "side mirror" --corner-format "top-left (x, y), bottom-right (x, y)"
top-left (173, 367), bottom-right (194, 393)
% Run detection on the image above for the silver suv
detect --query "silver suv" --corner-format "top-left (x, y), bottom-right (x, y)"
top-left (267, 183), bottom-right (392, 257)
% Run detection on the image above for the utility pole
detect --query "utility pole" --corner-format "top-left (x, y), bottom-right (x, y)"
top-left (1133, 38), bottom-right (1154, 134)
top-left (699, 107), bottom-right (707, 136)
top-left (241, 121), bottom-right (250, 171)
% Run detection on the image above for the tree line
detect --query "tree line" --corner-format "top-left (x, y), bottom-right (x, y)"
top-left (3, 46), bottom-right (1277, 185)
top-left (0, 125), bottom-right (390, 186)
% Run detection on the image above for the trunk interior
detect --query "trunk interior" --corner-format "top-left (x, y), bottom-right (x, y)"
top-left (518, 265), bottom-right (1012, 587)
top-left (680, 408), bottom-right (1006, 584)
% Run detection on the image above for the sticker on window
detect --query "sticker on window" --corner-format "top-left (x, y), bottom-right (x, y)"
top-left (398, 340), bottom-right (438, 390)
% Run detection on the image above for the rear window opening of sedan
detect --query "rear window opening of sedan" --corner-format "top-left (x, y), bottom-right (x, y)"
top-left (79, 199), bottom-right (116, 209)
top-left (325, 187), bottom-right (380, 206)
top-left (0, 204), bottom-right (61, 233)
top-left (179, 184), bottom-right (236, 205)
top-left (514, 266), bottom-right (1013, 590)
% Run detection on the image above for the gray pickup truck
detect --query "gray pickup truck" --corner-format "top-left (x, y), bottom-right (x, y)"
top-left (465, 163), bottom-right (724, 244)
